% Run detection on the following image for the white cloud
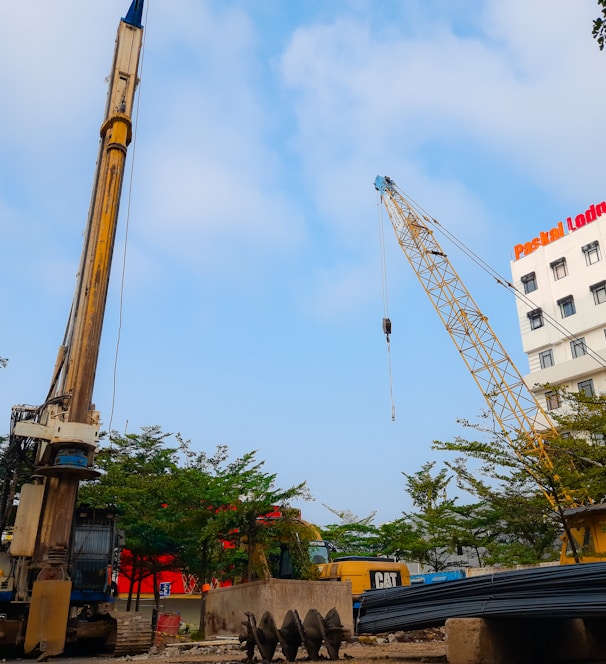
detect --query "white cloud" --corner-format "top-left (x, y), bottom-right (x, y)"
top-left (278, 0), bottom-right (605, 205)
top-left (0, 3), bottom-right (122, 154)
top-left (111, 1), bottom-right (309, 281)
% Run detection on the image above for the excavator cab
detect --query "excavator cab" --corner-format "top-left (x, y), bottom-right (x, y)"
top-left (276, 540), bottom-right (332, 578)
top-left (560, 503), bottom-right (606, 564)
top-left (308, 540), bottom-right (332, 565)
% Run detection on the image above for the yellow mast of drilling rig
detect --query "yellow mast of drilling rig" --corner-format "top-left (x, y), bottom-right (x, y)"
top-left (4, 2), bottom-right (144, 657)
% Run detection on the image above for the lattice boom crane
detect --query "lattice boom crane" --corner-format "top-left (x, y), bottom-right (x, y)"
top-left (374, 174), bottom-right (604, 564)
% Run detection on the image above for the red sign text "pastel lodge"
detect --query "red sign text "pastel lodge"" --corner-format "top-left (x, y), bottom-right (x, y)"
top-left (514, 201), bottom-right (606, 260)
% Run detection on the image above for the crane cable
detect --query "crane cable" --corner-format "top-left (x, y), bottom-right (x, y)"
top-left (377, 193), bottom-right (396, 421)
top-left (108, 1), bottom-right (151, 441)
top-left (396, 188), bottom-right (606, 371)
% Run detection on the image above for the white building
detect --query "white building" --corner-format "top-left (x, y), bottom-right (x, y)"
top-left (510, 200), bottom-right (606, 413)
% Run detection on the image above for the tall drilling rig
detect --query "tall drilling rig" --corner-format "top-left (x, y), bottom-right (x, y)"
top-left (0, 1), bottom-right (149, 657)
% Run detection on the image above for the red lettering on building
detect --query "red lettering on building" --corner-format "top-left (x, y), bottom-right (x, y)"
top-left (514, 202), bottom-right (605, 260)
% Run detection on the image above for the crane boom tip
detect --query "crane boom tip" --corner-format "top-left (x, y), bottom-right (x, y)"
top-left (123, 0), bottom-right (144, 28)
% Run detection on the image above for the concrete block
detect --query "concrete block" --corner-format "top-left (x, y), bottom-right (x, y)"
top-left (582, 618), bottom-right (606, 661)
top-left (204, 578), bottom-right (353, 639)
top-left (446, 618), bottom-right (497, 664)
top-left (445, 617), bottom-right (589, 664)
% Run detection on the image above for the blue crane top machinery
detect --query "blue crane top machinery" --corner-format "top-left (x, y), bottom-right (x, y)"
top-left (0, 2), bottom-right (149, 657)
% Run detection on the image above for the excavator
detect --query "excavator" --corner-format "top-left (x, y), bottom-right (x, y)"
top-left (226, 507), bottom-right (410, 610)
top-left (374, 175), bottom-right (606, 566)
top-left (0, 1), bottom-right (151, 657)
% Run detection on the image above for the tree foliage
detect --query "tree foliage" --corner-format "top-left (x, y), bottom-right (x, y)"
top-left (320, 521), bottom-right (382, 558)
top-left (550, 388), bottom-right (606, 502)
top-left (594, 0), bottom-right (606, 50)
top-left (78, 427), bottom-right (313, 607)
top-left (429, 388), bottom-right (606, 567)
top-left (441, 448), bottom-right (561, 566)
top-left (396, 462), bottom-right (467, 571)
top-left (78, 426), bottom-right (184, 608)
top-left (370, 462), bottom-right (473, 572)
top-left (216, 452), bottom-right (310, 581)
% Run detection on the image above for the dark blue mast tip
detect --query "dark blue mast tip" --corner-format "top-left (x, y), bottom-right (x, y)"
top-left (123, 0), bottom-right (144, 28)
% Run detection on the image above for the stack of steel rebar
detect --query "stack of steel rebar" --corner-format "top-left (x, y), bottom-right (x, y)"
top-left (358, 562), bottom-right (606, 634)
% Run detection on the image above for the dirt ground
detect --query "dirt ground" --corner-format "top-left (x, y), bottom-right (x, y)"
top-left (47, 629), bottom-right (447, 664)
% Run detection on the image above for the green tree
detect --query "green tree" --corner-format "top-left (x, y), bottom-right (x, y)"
top-left (443, 452), bottom-right (561, 566)
top-left (376, 518), bottom-right (418, 561)
top-left (80, 433), bottom-right (313, 602)
top-left (79, 426), bottom-right (186, 610)
top-left (217, 451), bottom-right (311, 582)
top-left (157, 445), bottom-right (317, 587)
top-left (593, 0), bottom-right (606, 50)
top-left (320, 521), bottom-right (382, 557)
top-left (395, 462), bottom-right (463, 571)
top-left (433, 421), bottom-right (565, 566)
top-left (551, 387), bottom-right (606, 450)
top-left (158, 444), bottom-right (236, 591)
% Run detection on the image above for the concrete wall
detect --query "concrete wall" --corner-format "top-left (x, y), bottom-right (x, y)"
top-left (445, 617), bottom-right (606, 664)
top-left (204, 578), bottom-right (353, 639)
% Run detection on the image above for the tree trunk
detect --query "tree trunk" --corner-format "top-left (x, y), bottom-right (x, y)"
top-left (135, 558), bottom-right (143, 611)
top-left (198, 592), bottom-right (206, 638)
top-left (153, 570), bottom-right (160, 610)
top-left (126, 554), bottom-right (137, 611)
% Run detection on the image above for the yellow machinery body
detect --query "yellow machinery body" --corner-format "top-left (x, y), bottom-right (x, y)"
top-left (560, 504), bottom-right (606, 564)
top-left (317, 558), bottom-right (410, 606)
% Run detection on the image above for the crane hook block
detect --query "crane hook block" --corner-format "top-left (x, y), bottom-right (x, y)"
top-left (382, 317), bottom-right (392, 340)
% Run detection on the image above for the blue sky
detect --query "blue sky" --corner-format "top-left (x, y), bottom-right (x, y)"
top-left (1, 0), bottom-right (604, 527)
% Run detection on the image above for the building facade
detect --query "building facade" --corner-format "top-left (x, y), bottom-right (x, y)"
top-left (510, 201), bottom-right (606, 412)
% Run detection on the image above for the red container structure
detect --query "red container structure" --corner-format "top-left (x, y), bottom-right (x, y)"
top-left (154, 612), bottom-right (181, 646)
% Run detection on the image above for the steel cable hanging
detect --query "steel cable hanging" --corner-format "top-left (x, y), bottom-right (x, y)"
top-left (377, 191), bottom-right (396, 421)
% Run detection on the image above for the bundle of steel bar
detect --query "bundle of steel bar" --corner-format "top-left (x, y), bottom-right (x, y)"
top-left (358, 562), bottom-right (606, 634)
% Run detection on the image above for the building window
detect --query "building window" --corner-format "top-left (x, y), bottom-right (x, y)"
top-left (527, 308), bottom-right (544, 330)
top-left (578, 379), bottom-right (595, 397)
top-left (583, 241), bottom-right (601, 265)
top-left (545, 391), bottom-right (561, 410)
top-left (571, 338), bottom-right (587, 358)
top-left (550, 257), bottom-right (568, 280)
top-left (590, 281), bottom-right (606, 305)
top-left (557, 295), bottom-right (576, 318)
top-left (521, 272), bottom-right (537, 294)
top-left (539, 349), bottom-right (554, 369)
